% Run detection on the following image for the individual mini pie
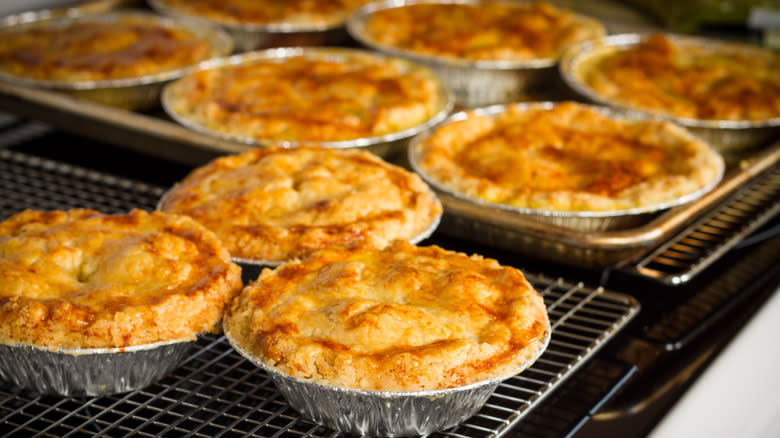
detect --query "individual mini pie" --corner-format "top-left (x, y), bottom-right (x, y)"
top-left (151, 0), bottom-right (373, 28)
top-left (224, 240), bottom-right (550, 391)
top-left (0, 12), bottom-right (221, 83)
top-left (357, 0), bottom-right (604, 62)
top-left (0, 209), bottom-right (242, 349)
top-left (157, 146), bottom-right (442, 263)
top-left (162, 48), bottom-right (448, 144)
top-left (577, 33), bottom-right (780, 122)
top-left (413, 101), bottom-right (724, 212)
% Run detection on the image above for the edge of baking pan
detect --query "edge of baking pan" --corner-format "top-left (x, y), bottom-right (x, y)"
top-left (0, 80), bottom-right (777, 268)
top-left (409, 102), bottom-right (726, 223)
top-left (434, 140), bottom-right (780, 267)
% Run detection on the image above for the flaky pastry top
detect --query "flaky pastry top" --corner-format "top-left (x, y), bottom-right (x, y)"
top-left (164, 50), bottom-right (445, 143)
top-left (361, 1), bottom-right (604, 62)
top-left (415, 101), bottom-right (723, 212)
top-left (158, 147), bottom-right (442, 263)
top-left (225, 240), bottom-right (549, 391)
top-left (0, 13), bottom-right (216, 83)
top-left (155, 0), bottom-right (373, 27)
top-left (580, 34), bottom-right (780, 121)
top-left (0, 209), bottom-right (242, 349)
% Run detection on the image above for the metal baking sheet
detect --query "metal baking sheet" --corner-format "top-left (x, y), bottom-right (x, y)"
top-left (433, 140), bottom-right (780, 268)
top-left (0, 80), bottom-right (778, 270)
top-left (0, 145), bottom-right (640, 437)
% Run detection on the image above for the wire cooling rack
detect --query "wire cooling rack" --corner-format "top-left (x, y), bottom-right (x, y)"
top-left (0, 148), bottom-right (640, 438)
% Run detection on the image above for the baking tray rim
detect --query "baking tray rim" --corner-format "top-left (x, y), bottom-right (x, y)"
top-left (434, 139), bottom-right (780, 252)
top-left (0, 80), bottom-right (777, 257)
top-left (408, 101), bottom-right (727, 220)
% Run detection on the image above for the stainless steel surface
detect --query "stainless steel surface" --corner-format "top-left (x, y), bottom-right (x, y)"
top-left (0, 339), bottom-right (195, 397)
top-left (559, 33), bottom-right (780, 153)
top-left (0, 142), bottom-right (640, 436)
top-left (226, 325), bottom-right (550, 436)
top-left (623, 164), bottom-right (780, 285)
top-left (0, 10), bottom-right (233, 110)
top-left (161, 47), bottom-right (453, 158)
top-left (147, 0), bottom-right (352, 51)
top-left (346, 0), bottom-right (605, 108)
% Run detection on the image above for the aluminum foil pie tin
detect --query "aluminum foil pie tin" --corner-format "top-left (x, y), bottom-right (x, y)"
top-left (0, 10), bottom-right (234, 110)
top-left (161, 47), bottom-right (453, 159)
top-left (147, 0), bottom-right (353, 52)
top-left (346, 0), bottom-right (605, 109)
top-left (559, 33), bottom-right (780, 153)
top-left (0, 338), bottom-right (195, 396)
top-left (225, 325), bottom-right (550, 437)
top-left (408, 102), bottom-right (726, 233)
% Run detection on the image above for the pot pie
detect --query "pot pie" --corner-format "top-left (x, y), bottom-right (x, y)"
top-left (413, 101), bottom-right (724, 212)
top-left (162, 48), bottom-right (448, 145)
top-left (0, 209), bottom-right (242, 349)
top-left (356, 0), bottom-right (605, 62)
top-left (0, 12), bottom-right (220, 84)
top-left (224, 240), bottom-right (550, 391)
top-left (157, 146), bottom-right (442, 263)
top-left (576, 33), bottom-right (780, 122)
top-left (150, 0), bottom-right (373, 29)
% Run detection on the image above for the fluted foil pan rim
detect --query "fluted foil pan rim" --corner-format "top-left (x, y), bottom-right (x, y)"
top-left (224, 320), bottom-right (550, 435)
top-left (559, 33), bottom-right (780, 130)
top-left (408, 101), bottom-right (726, 223)
top-left (0, 10), bottom-right (234, 91)
top-left (161, 47), bottom-right (454, 150)
top-left (0, 336), bottom-right (196, 396)
top-left (346, 0), bottom-right (606, 70)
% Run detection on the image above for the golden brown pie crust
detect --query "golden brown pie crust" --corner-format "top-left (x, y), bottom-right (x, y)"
top-left (164, 49), bottom-right (445, 143)
top-left (580, 34), bottom-right (780, 121)
top-left (0, 209), bottom-right (242, 349)
top-left (415, 101), bottom-right (723, 211)
top-left (225, 240), bottom-right (549, 391)
top-left (158, 147), bottom-right (442, 263)
top-left (155, 0), bottom-right (373, 27)
top-left (361, 1), bottom-right (604, 62)
top-left (0, 13), bottom-right (215, 83)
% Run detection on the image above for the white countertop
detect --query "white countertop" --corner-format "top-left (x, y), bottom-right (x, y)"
top-left (648, 285), bottom-right (780, 438)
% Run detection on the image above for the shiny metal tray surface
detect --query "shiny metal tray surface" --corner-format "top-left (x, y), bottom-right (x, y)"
top-left (623, 162), bottom-right (780, 285)
top-left (0, 145), bottom-right (640, 437)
